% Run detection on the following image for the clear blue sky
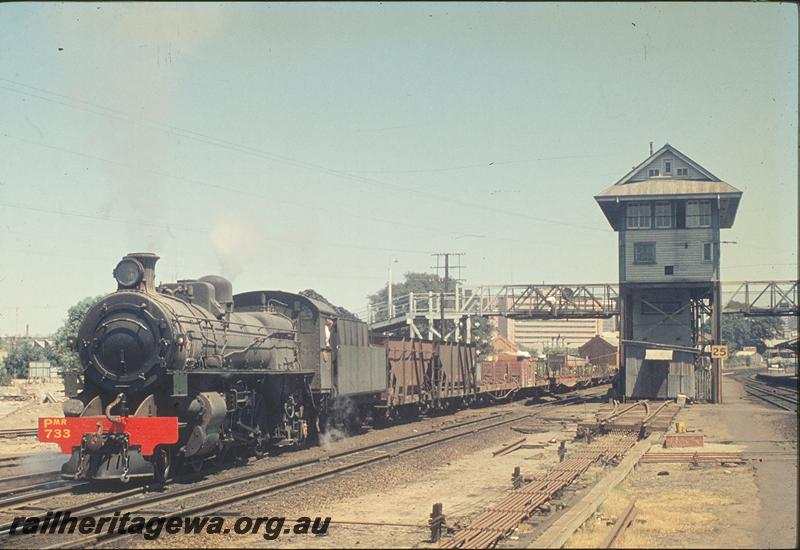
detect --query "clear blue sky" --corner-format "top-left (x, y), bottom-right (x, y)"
top-left (0, 2), bottom-right (797, 335)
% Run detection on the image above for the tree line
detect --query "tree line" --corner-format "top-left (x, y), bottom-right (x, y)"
top-left (1, 296), bottom-right (101, 384)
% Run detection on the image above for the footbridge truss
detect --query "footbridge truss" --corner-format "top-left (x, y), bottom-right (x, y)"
top-left (364, 280), bottom-right (797, 337)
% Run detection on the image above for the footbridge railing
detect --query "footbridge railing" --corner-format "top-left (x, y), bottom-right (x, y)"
top-left (363, 280), bottom-right (798, 331)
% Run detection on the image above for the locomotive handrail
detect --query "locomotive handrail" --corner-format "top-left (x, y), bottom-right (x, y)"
top-left (170, 313), bottom-right (299, 335)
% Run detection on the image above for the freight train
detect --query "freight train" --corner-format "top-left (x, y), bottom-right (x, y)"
top-left (39, 253), bottom-right (613, 482)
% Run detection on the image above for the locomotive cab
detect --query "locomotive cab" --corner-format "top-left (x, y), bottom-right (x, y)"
top-left (234, 291), bottom-right (388, 429)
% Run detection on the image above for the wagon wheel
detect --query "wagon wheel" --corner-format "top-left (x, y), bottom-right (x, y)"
top-left (372, 408), bottom-right (389, 428)
top-left (345, 409), bottom-right (363, 434)
top-left (417, 397), bottom-right (430, 416)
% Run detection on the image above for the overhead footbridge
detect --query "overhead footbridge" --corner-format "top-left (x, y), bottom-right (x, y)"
top-left (364, 280), bottom-right (797, 338)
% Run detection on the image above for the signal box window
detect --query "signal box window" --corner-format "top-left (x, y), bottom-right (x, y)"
top-left (626, 203), bottom-right (651, 229)
top-left (648, 168), bottom-right (660, 177)
top-left (677, 167), bottom-right (689, 176)
top-left (655, 201), bottom-right (672, 228)
top-left (703, 242), bottom-right (713, 262)
top-left (664, 160), bottom-right (672, 173)
top-left (686, 200), bottom-right (711, 228)
top-left (633, 242), bottom-right (656, 264)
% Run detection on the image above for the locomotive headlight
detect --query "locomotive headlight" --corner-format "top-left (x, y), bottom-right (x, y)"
top-left (113, 258), bottom-right (144, 288)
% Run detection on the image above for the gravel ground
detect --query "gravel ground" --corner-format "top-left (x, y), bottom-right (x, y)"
top-left (0, 379), bottom-right (65, 459)
top-left (107, 395), bottom-right (608, 549)
top-left (563, 370), bottom-right (797, 549)
top-left (13, 376), bottom-right (792, 550)
top-left (0, 403), bottom-right (517, 534)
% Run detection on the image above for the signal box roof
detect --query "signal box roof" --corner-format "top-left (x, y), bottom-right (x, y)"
top-left (595, 143), bottom-right (742, 230)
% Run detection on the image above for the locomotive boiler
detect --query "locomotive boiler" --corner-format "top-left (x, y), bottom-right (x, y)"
top-left (39, 253), bottom-right (315, 482)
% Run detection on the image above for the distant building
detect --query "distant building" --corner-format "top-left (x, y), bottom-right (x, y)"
top-left (602, 317), bottom-right (617, 333)
top-left (28, 361), bottom-right (56, 380)
top-left (486, 335), bottom-right (531, 361)
top-left (780, 316), bottom-right (798, 338)
top-left (764, 337), bottom-right (791, 350)
top-left (495, 317), bottom-right (603, 352)
top-left (578, 333), bottom-right (619, 367)
top-left (733, 346), bottom-right (763, 367)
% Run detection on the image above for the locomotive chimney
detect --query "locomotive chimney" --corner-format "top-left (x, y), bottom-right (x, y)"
top-left (132, 253), bottom-right (159, 292)
top-left (114, 252), bottom-right (160, 292)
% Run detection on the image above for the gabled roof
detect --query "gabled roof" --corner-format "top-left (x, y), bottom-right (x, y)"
top-left (613, 143), bottom-right (720, 185)
top-left (491, 335), bottom-right (520, 354)
top-left (595, 143), bottom-right (742, 230)
top-left (578, 333), bottom-right (619, 352)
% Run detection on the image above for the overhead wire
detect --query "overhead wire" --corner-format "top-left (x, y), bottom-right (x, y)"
top-left (0, 77), bottom-right (612, 234)
top-left (0, 203), bottom-right (432, 255)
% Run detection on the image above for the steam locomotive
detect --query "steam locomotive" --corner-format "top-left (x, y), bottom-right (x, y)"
top-left (38, 252), bottom-right (612, 483)
top-left (39, 253), bottom-right (324, 482)
top-left (39, 252), bottom-right (479, 482)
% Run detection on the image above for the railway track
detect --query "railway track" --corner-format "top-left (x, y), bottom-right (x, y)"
top-left (0, 456), bottom-right (24, 468)
top-left (1, 387), bottom-right (607, 548)
top-left (0, 455), bottom-right (28, 471)
top-left (743, 377), bottom-right (798, 413)
top-left (0, 428), bottom-right (38, 439)
top-left (0, 409), bottom-right (513, 524)
top-left (438, 431), bottom-right (639, 549)
top-left (0, 470), bottom-right (75, 508)
top-left (600, 499), bottom-right (637, 548)
top-left (437, 398), bottom-right (679, 549)
top-left (0, 469), bottom-right (63, 491)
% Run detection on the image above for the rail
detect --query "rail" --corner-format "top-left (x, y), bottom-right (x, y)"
top-left (0, 428), bottom-right (37, 439)
top-left (1, 391), bottom-right (598, 547)
top-left (600, 499), bottom-right (637, 548)
top-left (743, 377), bottom-right (798, 413)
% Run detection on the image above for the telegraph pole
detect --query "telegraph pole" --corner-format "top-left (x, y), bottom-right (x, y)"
top-left (441, 253), bottom-right (448, 339)
top-left (430, 253), bottom-right (465, 342)
top-left (14, 305), bottom-right (19, 351)
top-left (430, 252), bottom-right (464, 408)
